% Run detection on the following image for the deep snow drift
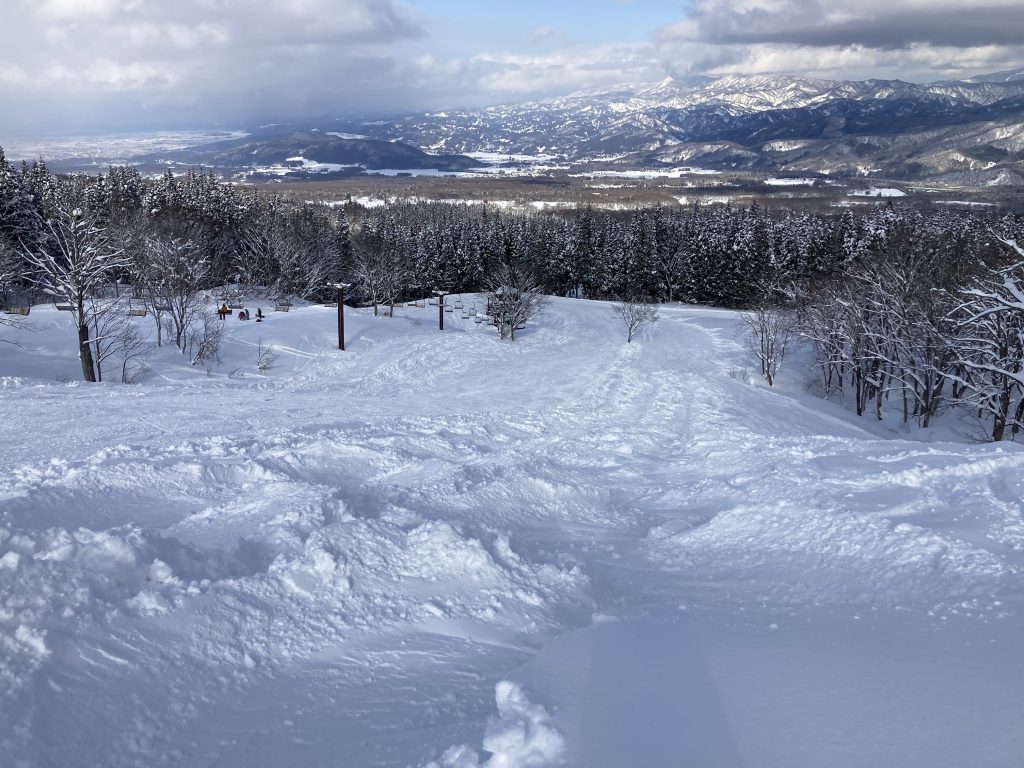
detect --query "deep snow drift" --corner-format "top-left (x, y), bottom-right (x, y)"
top-left (1, 297), bottom-right (1022, 768)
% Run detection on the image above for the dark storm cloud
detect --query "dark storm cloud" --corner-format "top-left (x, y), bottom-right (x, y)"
top-left (0, 0), bottom-right (430, 134)
top-left (2, 0), bottom-right (1023, 136)
top-left (654, 0), bottom-right (1024, 81)
top-left (660, 1), bottom-right (1024, 50)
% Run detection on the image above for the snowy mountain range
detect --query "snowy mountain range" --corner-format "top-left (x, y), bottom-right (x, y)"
top-left (312, 70), bottom-right (1024, 184)
top-left (52, 70), bottom-right (1024, 185)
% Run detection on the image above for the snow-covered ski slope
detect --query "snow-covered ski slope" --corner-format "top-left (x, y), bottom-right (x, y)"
top-left (1, 298), bottom-right (1022, 768)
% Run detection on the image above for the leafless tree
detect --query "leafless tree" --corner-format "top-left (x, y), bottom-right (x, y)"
top-left (143, 234), bottom-right (207, 352)
top-left (652, 245), bottom-right (688, 304)
top-left (256, 339), bottom-right (278, 372)
top-left (613, 300), bottom-right (659, 343)
top-left (86, 295), bottom-right (153, 383)
top-left (743, 303), bottom-right (796, 386)
top-left (238, 216), bottom-right (286, 295)
top-left (118, 321), bottom-right (150, 383)
top-left (87, 295), bottom-right (128, 383)
top-left (189, 307), bottom-right (225, 369)
top-left (352, 243), bottom-right (405, 317)
top-left (946, 239), bottom-right (1024, 441)
top-left (485, 263), bottom-right (548, 340)
top-left (21, 205), bottom-right (129, 381)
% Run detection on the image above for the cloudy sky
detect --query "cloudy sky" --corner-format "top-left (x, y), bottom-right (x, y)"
top-left (1, 0), bottom-right (1022, 136)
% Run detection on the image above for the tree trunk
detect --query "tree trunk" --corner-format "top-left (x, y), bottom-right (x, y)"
top-left (1011, 396), bottom-right (1024, 438)
top-left (78, 322), bottom-right (97, 382)
top-left (992, 386), bottom-right (1010, 442)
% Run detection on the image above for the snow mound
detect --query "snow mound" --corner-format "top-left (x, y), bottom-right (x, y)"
top-left (427, 681), bottom-right (565, 768)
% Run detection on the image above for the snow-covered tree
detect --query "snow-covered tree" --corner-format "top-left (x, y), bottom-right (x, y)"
top-left (22, 203), bottom-right (129, 381)
top-left (485, 262), bottom-right (547, 340)
top-left (948, 239), bottom-right (1024, 441)
top-left (352, 219), bottom-right (407, 316)
top-left (142, 234), bottom-right (208, 352)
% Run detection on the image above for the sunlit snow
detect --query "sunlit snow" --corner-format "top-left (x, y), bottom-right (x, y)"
top-left (1, 297), bottom-right (1021, 767)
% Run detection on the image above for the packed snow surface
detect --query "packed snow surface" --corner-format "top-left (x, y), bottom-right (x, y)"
top-left (1, 298), bottom-right (1022, 768)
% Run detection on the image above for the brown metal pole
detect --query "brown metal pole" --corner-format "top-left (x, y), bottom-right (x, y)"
top-left (338, 285), bottom-right (345, 351)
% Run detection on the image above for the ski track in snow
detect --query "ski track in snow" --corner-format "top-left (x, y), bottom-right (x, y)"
top-left (1, 298), bottom-right (1023, 767)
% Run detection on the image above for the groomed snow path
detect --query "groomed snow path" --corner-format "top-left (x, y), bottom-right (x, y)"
top-left (1, 298), bottom-right (1022, 767)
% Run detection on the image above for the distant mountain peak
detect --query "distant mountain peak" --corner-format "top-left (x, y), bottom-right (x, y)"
top-left (331, 70), bottom-right (1024, 185)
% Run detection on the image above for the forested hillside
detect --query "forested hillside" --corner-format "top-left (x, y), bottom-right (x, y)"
top-left (2, 149), bottom-right (1023, 439)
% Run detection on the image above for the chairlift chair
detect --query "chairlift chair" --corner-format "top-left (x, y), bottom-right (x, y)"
top-left (127, 298), bottom-right (147, 317)
top-left (56, 304), bottom-right (74, 312)
top-left (4, 306), bottom-right (30, 316)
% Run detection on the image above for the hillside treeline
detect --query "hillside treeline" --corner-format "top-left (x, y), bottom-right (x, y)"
top-left (1, 152), bottom-right (1022, 440)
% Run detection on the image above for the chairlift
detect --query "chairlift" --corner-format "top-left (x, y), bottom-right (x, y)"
top-left (127, 298), bottom-right (147, 317)
top-left (444, 305), bottom-right (454, 313)
top-left (56, 304), bottom-right (74, 312)
top-left (468, 307), bottom-right (477, 317)
top-left (275, 303), bottom-right (291, 312)
top-left (474, 317), bottom-right (483, 324)
top-left (4, 306), bottom-right (30, 316)
top-left (229, 301), bottom-right (244, 310)
top-left (428, 299), bottom-right (439, 306)
top-left (154, 302), bottom-right (172, 312)
top-left (416, 300), bottom-right (426, 308)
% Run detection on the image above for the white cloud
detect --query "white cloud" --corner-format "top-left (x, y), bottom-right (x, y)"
top-left (0, 0), bottom-right (1022, 135)
top-left (36, 0), bottom-right (141, 21)
top-left (472, 44), bottom-right (657, 94)
top-left (653, 0), bottom-right (1024, 81)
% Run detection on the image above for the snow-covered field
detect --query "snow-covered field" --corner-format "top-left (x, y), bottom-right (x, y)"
top-left (849, 187), bottom-right (907, 198)
top-left (2, 130), bottom-right (249, 163)
top-left (1, 298), bottom-right (1022, 768)
top-left (570, 168), bottom-right (722, 179)
top-left (764, 177), bottom-right (818, 186)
